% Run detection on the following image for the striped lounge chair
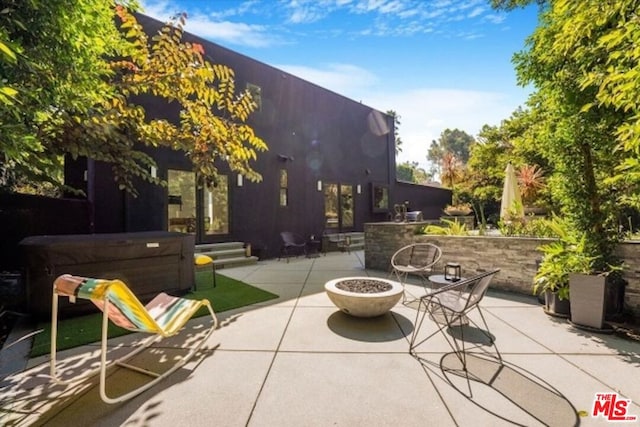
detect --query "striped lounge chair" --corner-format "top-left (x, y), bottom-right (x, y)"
top-left (49, 274), bottom-right (218, 404)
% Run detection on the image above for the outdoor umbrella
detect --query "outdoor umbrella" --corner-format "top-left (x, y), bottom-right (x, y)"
top-left (500, 163), bottom-right (524, 221)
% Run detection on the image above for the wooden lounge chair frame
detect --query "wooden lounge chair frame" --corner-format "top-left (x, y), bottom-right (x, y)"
top-left (49, 274), bottom-right (218, 404)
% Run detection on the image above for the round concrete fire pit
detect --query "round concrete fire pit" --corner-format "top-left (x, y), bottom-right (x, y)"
top-left (324, 277), bottom-right (403, 318)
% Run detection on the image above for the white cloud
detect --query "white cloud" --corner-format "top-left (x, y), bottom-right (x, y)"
top-left (142, 0), bottom-right (509, 45)
top-left (186, 20), bottom-right (278, 48)
top-left (468, 6), bottom-right (485, 18)
top-left (485, 14), bottom-right (507, 24)
top-left (141, 0), bottom-right (282, 48)
top-left (274, 63), bottom-right (379, 95)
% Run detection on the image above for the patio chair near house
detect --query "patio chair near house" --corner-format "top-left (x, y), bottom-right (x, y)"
top-left (49, 274), bottom-right (218, 404)
top-left (279, 231), bottom-right (307, 262)
top-left (409, 269), bottom-right (501, 397)
top-left (390, 242), bottom-right (441, 302)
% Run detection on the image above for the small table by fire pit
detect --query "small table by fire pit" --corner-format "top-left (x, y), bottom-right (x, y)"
top-left (428, 274), bottom-right (467, 288)
top-left (325, 277), bottom-right (403, 318)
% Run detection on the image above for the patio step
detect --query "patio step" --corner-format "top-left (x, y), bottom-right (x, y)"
top-left (322, 232), bottom-right (365, 252)
top-left (195, 241), bottom-right (257, 269)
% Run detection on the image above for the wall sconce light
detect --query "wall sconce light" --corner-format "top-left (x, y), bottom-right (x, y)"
top-left (316, 180), bottom-right (322, 191)
top-left (83, 170), bottom-right (88, 182)
top-left (356, 184), bottom-right (362, 194)
top-left (444, 262), bottom-right (461, 282)
top-left (150, 166), bottom-right (157, 178)
top-left (237, 174), bottom-right (244, 187)
top-left (277, 154), bottom-right (294, 162)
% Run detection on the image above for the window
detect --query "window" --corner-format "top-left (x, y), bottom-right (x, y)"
top-left (340, 184), bottom-right (353, 228)
top-left (204, 175), bottom-right (229, 235)
top-left (371, 183), bottom-right (389, 213)
top-left (246, 83), bottom-right (262, 112)
top-left (279, 169), bottom-right (288, 207)
top-left (324, 183), bottom-right (339, 228)
top-left (167, 170), bottom-right (196, 233)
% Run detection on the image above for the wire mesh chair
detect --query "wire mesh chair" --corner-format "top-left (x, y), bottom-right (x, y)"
top-left (390, 243), bottom-right (442, 302)
top-left (409, 269), bottom-right (501, 397)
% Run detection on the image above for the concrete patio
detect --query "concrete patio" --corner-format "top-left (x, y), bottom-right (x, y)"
top-left (1, 250), bottom-right (639, 426)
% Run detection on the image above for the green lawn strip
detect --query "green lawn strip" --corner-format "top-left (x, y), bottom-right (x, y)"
top-left (30, 272), bottom-right (278, 357)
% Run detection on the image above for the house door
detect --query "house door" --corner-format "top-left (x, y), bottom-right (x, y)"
top-left (167, 169), bottom-right (197, 234)
top-left (323, 183), bottom-right (354, 231)
top-left (167, 169), bottom-right (229, 242)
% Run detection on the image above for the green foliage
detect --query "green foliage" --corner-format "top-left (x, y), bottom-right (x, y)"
top-left (459, 118), bottom-right (521, 227)
top-left (427, 128), bottom-right (475, 183)
top-left (0, 0), bottom-right (133, 192)
top-left (1, 2), bottom-right (266, 195)
top-left (387, 110), bottom-right (403, 155)
top-left (574, 1), bottom-right (640, 209)
top-left (490, 0), bottom-right (546, 10)
top-left (499, 216), bottom-right (556, 238)
top-left (396, 162), bottom-right (414, 182)
top-left (510, 0), bottom-right (629, 274)
top-left (427, 129), bottom-right (474, 186)
top-left (420, 219), bottom-right (468, 236)
top-left (532, 217), bottom-right (595, 300)
top-left (396, 161), bottom-right (431, 184)
top-left (428, 128), bottom-right (474, 168)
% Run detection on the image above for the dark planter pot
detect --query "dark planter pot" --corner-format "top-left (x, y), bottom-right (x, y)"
top-left (605, 278), bottom-right (626, 321)
top-left (543, 290), bottom-right (570, 318)
top-left (524, 206), bottom-right (548, 215)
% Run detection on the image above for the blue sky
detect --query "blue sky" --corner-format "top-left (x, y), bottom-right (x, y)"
top-left (141, 0), bottom-right (539, 171)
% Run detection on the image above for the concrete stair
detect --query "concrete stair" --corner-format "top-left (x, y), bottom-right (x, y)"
top-left (195, 242), bottom-right (258, 269)
top-left (322, 232), bottom-right (365, 252)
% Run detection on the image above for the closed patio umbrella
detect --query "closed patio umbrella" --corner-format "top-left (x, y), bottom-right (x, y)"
top-left (500, 163), bottom-right (524, 220)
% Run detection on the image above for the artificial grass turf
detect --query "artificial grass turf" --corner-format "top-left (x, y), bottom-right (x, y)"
top-left (30, 271), bottom-right (278, 357)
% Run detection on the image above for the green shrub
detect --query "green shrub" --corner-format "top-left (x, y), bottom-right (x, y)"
top-left (420, 219), bottom-right (468, 236)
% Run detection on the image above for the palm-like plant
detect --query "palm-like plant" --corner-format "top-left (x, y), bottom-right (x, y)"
top-left (517, 164), bottom-right (545, 206)
top-left (440, 152), bottom-right (463, 189)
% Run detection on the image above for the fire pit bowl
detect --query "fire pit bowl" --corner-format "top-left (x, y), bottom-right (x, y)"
top-left (324, 277), bottom-right (403, 318)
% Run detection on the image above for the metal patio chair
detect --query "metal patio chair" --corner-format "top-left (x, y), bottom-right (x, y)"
top-left (409, 269), bottom-right (501, 397)
top-left (279, 231), bottom-right (307, 262)
top-left (390, 242), bottom-right (441, 302)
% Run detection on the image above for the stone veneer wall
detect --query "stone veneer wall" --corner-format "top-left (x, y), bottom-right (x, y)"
top-left (364, 221), bottom-right (640, 318)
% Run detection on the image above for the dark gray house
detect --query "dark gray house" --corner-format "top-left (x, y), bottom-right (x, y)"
top-left (62, 13), bottom-right (451, 259)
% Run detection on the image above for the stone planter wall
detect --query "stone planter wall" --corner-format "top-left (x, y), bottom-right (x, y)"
top-left (364, 222), bottom-right (640, 319)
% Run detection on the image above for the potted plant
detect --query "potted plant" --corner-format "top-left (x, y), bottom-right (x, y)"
top-left (443, 203), bottom-right (472, 216)
top-left (533, 217), bottom-right (593, 317)
top-left (534, 216), bottom-right (626, 328)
